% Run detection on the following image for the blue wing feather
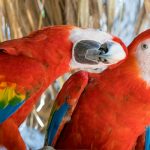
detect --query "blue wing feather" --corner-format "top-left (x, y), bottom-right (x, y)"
top-left (145, 126), bottom-right (150, 150)
top-left (47, 102), bottom-right (70, 145)
top-left (0, 100), bottom-right (25, 123)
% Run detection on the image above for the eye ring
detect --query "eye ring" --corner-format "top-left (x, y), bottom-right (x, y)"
top-left (141, 43), bottom-right (148, 50)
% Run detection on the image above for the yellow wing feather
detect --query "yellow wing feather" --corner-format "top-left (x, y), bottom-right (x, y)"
top-left (0, 82), bottom-right (26, 109)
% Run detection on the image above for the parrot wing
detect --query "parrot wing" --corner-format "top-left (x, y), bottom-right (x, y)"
top-left (0, 54), bottom-right (47, 123)
top-left (45, 71), bottom-right (88, 146)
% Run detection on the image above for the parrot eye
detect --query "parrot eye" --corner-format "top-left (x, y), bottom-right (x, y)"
top-left (141, 43), bottom-right (148, 50)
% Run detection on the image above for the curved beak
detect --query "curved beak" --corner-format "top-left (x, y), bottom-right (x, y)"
top-left (73, 40), bottom-right (126, 65)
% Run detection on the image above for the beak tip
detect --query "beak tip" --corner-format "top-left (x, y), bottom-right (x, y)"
top-left (100, 41), bottom-right (126, 64)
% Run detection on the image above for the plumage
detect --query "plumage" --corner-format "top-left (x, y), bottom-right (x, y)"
top-left (0, 118), bottom-right (26, 150)
top-left (47, 102), bottom-right (70, 145)
top-left (0, 25), bottom-right (126, 126)
top-left (0, 101), bottom-right (24, 123)
top-left (0, 82), bottom-right (26, 120)
top-left (0, 25), bottom-right (127, 150)
top-left (45, 71), bottom-right (88, 146)
top-left (45, 29), bottom-right (150, 149)
top-left (0, 54), bottom-right (47, 124)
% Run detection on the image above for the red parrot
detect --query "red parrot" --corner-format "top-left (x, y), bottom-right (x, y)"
top-left (45, 28), bottom-right (150, 150)
top-left (0, 25), bottom-right (127, 150)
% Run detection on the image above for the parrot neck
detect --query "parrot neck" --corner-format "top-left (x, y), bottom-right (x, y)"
top-left (31, 26), bottom-right (74, 84)
top-left (0, 26), bottom-right (74, 84)
top-left (46, 54), bottom-right (71, 84)
top-left (44, 39), bottom-right (72, 83)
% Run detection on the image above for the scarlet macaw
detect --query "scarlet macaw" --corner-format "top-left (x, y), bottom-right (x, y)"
top-left (0, 25), bottom-right (127, 150)
top-left (45, 28), bottom-right (150, 150)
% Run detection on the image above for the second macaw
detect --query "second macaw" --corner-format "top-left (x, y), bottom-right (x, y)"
top-left (0, 25), bottom-right (127, 150)
top-left (45, 28), bottom-right (150, 150)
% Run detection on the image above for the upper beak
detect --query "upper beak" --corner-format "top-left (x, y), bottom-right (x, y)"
top-left (73, 40), bottom-right (126, 65)
top-left (97, 40), bottom-right (126, 64)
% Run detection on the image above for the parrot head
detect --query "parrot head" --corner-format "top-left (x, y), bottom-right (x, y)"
top-left (128, 29), bottom-right (150, 84)
top-left (70, 28), bottom-right (128, 73)
top-left (0, 26), bottom-right (127, 74)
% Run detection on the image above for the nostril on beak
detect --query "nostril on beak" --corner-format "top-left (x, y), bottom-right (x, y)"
top-left (99, 43), bottom-right (108, 54)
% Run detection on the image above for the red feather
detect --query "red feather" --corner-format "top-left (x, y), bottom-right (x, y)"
top-left (55, 30), bottom-right (150, 149)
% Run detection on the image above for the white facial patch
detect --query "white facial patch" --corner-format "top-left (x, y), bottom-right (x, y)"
top-left (69, 28), bottom-right (126, 73)
top-left (136, 39), bottom-right (150, 85)
top-left (70, 28), bottom-right (112, 44)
